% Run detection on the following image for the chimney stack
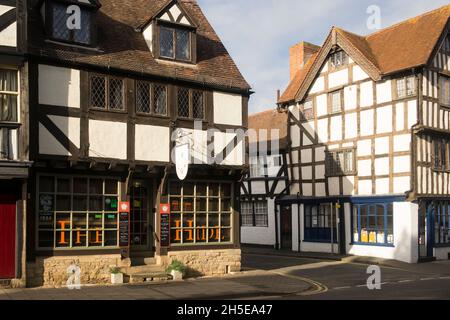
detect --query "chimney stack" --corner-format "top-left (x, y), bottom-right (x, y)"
top-left (289, 41), bottom-right (321, 80)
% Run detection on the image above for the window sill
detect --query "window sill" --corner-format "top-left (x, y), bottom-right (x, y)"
top-left (351, 242), bottom-right (395, 248)
top-left (89, 108), bottom-right (127, 115)
top-left (434, 244), bottom-right (450, 248)
top-left (303, 239), bottom-right (338, 244)
top-left (136, 113), bottom-right (170, 119)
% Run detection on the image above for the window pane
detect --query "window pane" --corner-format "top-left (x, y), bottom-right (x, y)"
top-left (192, 91), bottom-right (204, 119)
top-left (136, 81), bottom-right (150, 113)
top-left (397, 78), bottom-right (406, 98)
top-left (109, 78), bottom-right (124, 110)
top-left (105, 180), bottom-right (118, 195)
top-left (90, 76), bottom-right (106, 109)
top-left (89, 179), bottom-right (103, 194)
top-left (176, 29), bottom-right (191, 61)
top-left (154, 85), bottom-right (167, 115)
top-left (57, 178), bottom-right (70, 193)
top-left (52, 3), bottom-right (70, 41)
top-left (160, 27), bottom-right (174, 58)
top-left (331, 91), bottom-right (341, 112)
top-left (39, 176), bottom-right (55, 193)
top-left (0, 69), bottom-right (17, 92)
top-left (177, 88), bottom-right (190, 118)
top-left (73, 10), bottom-right (91, 44)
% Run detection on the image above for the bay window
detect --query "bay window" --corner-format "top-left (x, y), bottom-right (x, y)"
top-left (169, 181), bottom-right (233, 245)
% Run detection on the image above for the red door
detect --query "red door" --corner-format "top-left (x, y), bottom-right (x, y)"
top-left (0, 195), bottom-right (16, 279)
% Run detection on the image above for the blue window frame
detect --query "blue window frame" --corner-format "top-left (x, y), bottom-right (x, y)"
top-left (434, 202), bottom-right (450, 245)
top-left (352, 203), bottom-right (394, 246)
top-left (304, 203), bottom-right (337, 243)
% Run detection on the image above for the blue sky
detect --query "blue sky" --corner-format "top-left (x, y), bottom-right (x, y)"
top-left (197, 0), bottom-right (450, 114)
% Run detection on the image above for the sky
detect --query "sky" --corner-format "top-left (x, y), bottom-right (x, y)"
top-left (197, 0), bottom-right (450, 114)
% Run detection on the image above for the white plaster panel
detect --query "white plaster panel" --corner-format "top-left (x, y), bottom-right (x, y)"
top-left (360, 109), bottom-right (374, 136)
top-left (214, 131), bottom-right (244, 165)
top-left (301, 166), bottom-right (312, 180)
top-left (358, 180), bottom-right (372, 195)
top-left (315, 146), bottom-right (326, 162)
top-left (302, 183), bottom-right (313, 196)
top-left (301, 148), bottom-right (312, 164)
top-left (317, 118), bottom-right (328, 143)
top-left (375, 178), bottom-right (390, 194)
top-left (330, 116), bottom-right (342, 142)
top-left (376, 80), bottom-right (392, 104)
top-left (39, 65), bottom-right (80, 108)
top-left (345, 113), bottom-right (357, 139)
top-left (315, 165), bottom-right (325, 179)
top-left (394, 134), bottom-right (411, 152)
top-left (48, 115), bottom-right (80, 148)
top-left (375, 157), bottom-right (389, 175)
top-left (395, 103), bottom-right (405, 131)
top-left (353, 65), bottom-right (369, 82)
top-left (357, 139), bottom-right (372, 157)
top-left (143, 23), bottom-right (153, 53)
top-left (393, 156), bottom-right (410, 173)
top-left (344, 85), bottom-right (357, 110)
top-left (375, 137), bottom-right (389, 155)
top-left (393, 177), bottom-right (410, 194)
top-left (328, 177), bottom-right (340, 196)
top-left (316, 94), bottom-right (328, 117)
top-left (135, 125), bottom-right (170, 162)
top-left (213, 92), bottom-right (242, 126)
top-left (310, 76), bottom-right (325, 94)
top-left (407, 100), bottom-right (417, 128)
top-left (39, 123), bottom-right (70, 156)
top-left (0, 22), bottom-right (16, 47)
top-left (377, 106), bottom-right (393, 134)
top-left (360, 81), bottom-right (373, 107)
top-left (328, 68), bottom-right (349, 88)
top-left (290, 126), bottom-right (300, 148)
top-left (358, 160), bottom-right (372, 177)
top-left (342, 176), bottom-right (355, 195)
top-left (315, 183), bottom-right (326, 196)
top-left (89, 120), bottom-right (127, 160)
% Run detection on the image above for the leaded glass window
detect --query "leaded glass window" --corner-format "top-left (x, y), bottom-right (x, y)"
top-left (90, 75), bottom-right (124, 111)
top-left (177, 88), bottom-right (190, 118)
top-left (51, 3), bottom-right (92, 45)
top-left (159, 25), bottom-right (191, 61)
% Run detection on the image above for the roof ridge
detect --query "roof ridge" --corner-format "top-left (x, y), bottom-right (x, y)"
top-left (365, 3), bottom-right (450, 39)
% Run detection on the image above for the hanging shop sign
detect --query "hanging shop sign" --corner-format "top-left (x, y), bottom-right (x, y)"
top-left (175, 143), bottom-right (190, 181)
top-left (160, 203), bottom-right (171, 248)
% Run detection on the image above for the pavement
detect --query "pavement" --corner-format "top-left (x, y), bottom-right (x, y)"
top-left (1, 247), bottom-right (450, 300)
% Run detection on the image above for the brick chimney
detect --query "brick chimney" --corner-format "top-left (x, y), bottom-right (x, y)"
top-left (289, 41), bottom-right (321, 80)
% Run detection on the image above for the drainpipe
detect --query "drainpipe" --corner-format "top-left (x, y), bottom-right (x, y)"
top-left (274, 203), bottom-right (279, 250)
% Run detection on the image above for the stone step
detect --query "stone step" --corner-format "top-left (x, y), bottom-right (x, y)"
top-left (0, 279), bottom-right (11, 289)
top-left (122, 264), bottom-right (166, 275)
top-left (128, 272), bottom-right (172, 283)
top-left (130, 257), bottom-right (157, 266)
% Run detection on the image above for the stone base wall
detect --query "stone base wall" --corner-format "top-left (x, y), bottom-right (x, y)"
top-left (166, 249), bottom-right (241, 277)
top-left (27, 254), bottom-right (123, 288)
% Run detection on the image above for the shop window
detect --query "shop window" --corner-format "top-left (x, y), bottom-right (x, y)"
top-left (304, 203), bottom-right (337, 242)
top-left (169, 181), bottom-right (233, 245)
top-left (89, 74), bottom-right (125, 111)
top-left (434, 202), bottom-right (450, 245)
top-left (352, 202), bottom-right (394, 245)
top-left (37, 176), bottom-right (119, 249)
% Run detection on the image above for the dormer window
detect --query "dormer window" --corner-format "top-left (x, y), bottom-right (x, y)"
top-left (159, 25), bottom-right (191, 61)
top-left (42, 0), bottom-right (99, 46)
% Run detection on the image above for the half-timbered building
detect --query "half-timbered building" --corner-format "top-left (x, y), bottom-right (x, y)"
top-left (277, 5), bottom-right (450, 263)
top-left (0, 0), bottom-right (29, 287)
top-left (240, 109), bottom-right (290, 248)
top-left (24, 0), bottom-right (250, 286)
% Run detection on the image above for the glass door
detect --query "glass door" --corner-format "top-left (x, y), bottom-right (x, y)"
top-left (130, 181), bottom-right (152, 251)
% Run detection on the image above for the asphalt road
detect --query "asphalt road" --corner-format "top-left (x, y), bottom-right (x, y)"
top-left (243, 252), bottom-right (450, 300)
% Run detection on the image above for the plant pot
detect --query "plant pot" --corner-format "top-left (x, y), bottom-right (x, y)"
top-left (111, 273), bottom-right (123, 284)
top-left (170, 270), bottom-right (184, 281)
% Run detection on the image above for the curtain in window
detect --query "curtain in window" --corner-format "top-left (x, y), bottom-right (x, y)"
top-left (0, 70), bottom-right (17, 122)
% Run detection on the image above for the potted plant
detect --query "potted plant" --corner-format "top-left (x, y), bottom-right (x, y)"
top-left (110, 267), bottom-right (123, 284)
top-left (166, 260), bottom-right (187, 281)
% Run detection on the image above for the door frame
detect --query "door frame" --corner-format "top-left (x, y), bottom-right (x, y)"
top-left (129, 179), bottom-right (153, 253)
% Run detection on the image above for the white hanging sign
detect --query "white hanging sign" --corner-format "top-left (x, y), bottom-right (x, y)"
top-left (175, 143), bottom-right (190, 181)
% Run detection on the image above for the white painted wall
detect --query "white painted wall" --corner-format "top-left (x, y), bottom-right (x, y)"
top-left (39, 65), bottom-right (80, 108)
top-left (143, 23), bottom-right (153, 53)
top-left (135, 125), bottom-right (170, 162)
top-left (89, 120), bottom-right (127, 160)
top-left (0, 22), bottom-right (16, 47)
top-left (213, 92), bottom-right (242, 126)
top-left (214, 131), bottom-right (244, 166)
top-left (241, 199), bottom-right (277, 246)
top-left (39, 123), bottom-right (70, 156)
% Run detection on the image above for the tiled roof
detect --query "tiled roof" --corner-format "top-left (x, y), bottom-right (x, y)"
top-left (279, 4), bottom-right (450, 104)
top-left (248, 109), bottom-right (288, 149)
top-left (28, 0), bottom-right (251, 92)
